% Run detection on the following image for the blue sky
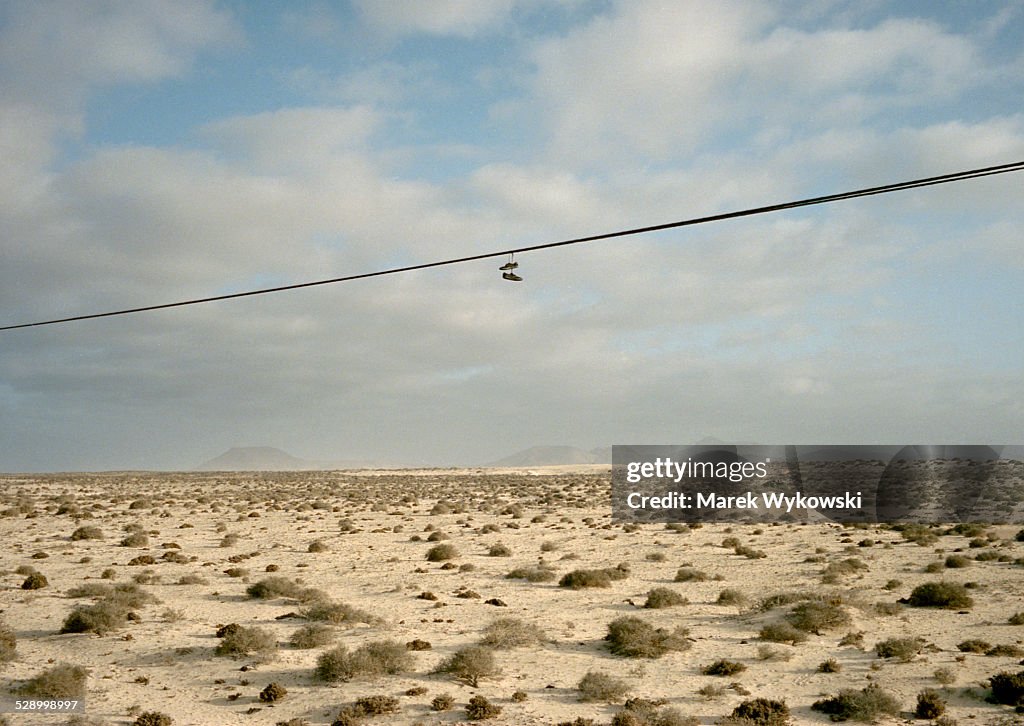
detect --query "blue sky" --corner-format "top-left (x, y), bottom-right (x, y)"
top-left (1, 1), bottom-right (1022, 471)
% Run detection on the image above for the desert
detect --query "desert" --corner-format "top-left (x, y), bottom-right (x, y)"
top-left (1, 467), bottom-right (1023, 726)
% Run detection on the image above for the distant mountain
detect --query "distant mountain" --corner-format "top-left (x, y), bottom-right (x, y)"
top-left (485, 445), bottom-right (610, 467)
top-left (196, 447), bottom-right (311, 471)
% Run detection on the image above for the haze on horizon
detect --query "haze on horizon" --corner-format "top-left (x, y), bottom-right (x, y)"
top-left (1, 1), bottom-right (1022, 473)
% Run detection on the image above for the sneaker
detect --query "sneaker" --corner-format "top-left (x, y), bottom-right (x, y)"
top-left (502, 272), bottom-right (523, 282)
top-left (499, 261), bottom-right (519, 271)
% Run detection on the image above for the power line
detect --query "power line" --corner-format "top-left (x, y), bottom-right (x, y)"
top-left (2, 159), bottom-right (1022, 332)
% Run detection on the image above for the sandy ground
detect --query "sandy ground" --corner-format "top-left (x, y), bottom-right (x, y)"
top-left (1, 468), bottom-right (1023, 726)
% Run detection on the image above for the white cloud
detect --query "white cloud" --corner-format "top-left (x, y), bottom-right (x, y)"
top-left (353, 0), bottom-right (520, 37)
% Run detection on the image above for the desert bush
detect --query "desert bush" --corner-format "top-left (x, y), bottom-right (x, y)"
top-left (821, 558), bottom-right (868, 583)
top-left (18, 663), bottom-right (88, 699)
top-left (307, 539), bottom-right (329, 553)
top-left (487, 543), bottom-right (512, 557)
top-left (875, 636), bottom-right (924, 662)
top-left (21, 572), bottom-right (48, 589)
top-left (734, 545), bottom-right (766, 559)
top-left (434, 645), bottom-right (499, 687)
top-left (290, 623), bottom-right (337, 649)
top-left (716, 588), bottom-right (749, 607)
top-left (758, 622), bottom-right (807, 645)
top-left (786, 601), bottom-right (850, 634)
top-left (612, 698), bottom-right (696, 726)
top-left (988, 670), bottom-right (1024, 706)
top-left (702, 659), bottom-right (746, 676)
top-left (177, 574), bottom-right (207, 585)
top-left (818, 658), bottom-right (841, 673)
top-left (258, 681), bottom-right (288, 703)
top-left (673, 567), bottom-right (708, 582)
top-left (406, 638), bottom-right (431, 650)
top-left (0, 622), bottom-right (16, 663)
top-left (957, 638), bottom-right (990, 653)
top-left (756, 644), bottom-right (793, 662)
top-left (506, 564), bottom-right (557, 582)
top-left (315, 640), bottom-right (413, 682)
top-left (646, 552), bottom-right (666, 562)
top-left (479, 618), bottom-right (547, 648)
top-left (512, 690), bottom-right (528, 702)
top-left (430, 693), bottom-right (455, 711)
top-left (560, 569), bottom-right (612, 588)
top-left (134, 713), bottom-right (173, 726)
top-left (644, 587), bottom-right (688, 609)
top-left (915, 689), bottom-right (946, 718)
top-left (933, 667), bottom-right (956, 685)
top-left (301, 600), bottom-right (377, 626)
top-left (246, 576), bottom-right (302, 600)
top-left (726, 698), bottom-right (790, 725)
top-left (811, 683), bottom-right (900, 721)
top-left (219, 533), bottom-right (240, 547)
top-left (120, 532), bottom-right (149, 547)
top-left (214, 625), bottom-right (277, 660)
top-left (71, 526), bottom-right (104, 541)
top-left (944, 555), bottom-right (971, 568)
top-left (466, 695), bottom-right (501, 720)
top-left (605, 616), bottom-right (690, 658)
top-left (61, 599), bottom-right (130, 635)
top-left (1008, 612), bottom-right (1024, 625)
top-left (349, 695), bottom-right (399, 715)
top-left (986, 643), bottom-right (1024, 657)
top-left (577, 670), bottom-right (631, 702)
top-left (426, 543), bottom-right (458, 561)
top-left (905, 581), bottom-right (973, 609)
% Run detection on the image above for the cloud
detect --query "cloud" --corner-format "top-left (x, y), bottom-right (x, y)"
top-left (352, 0), bottom-right (521, 37)
top-left (521, 1), bottom-right (997, 164)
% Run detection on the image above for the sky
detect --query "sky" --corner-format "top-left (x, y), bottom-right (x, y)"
top-left (1, 0), bottom-right (1023, 472)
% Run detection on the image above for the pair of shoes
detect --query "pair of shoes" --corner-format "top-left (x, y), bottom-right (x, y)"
top-left (502, 271), bottom-right (523, 282)
top-left (499, 261), bottom-right (518, 271)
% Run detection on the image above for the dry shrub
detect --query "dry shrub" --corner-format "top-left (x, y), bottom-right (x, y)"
top-left (724, 698), bottom-right (790, 725)
top-left (18, 663), bottom-right (88, 699)
top-left (246, 576), bottom-right (304, 600)
top-left (577, 670), bottom-right (631, 702)
top-left (21, 572), bottom-right (48, 589)
top-left (612, 698), bottom-right (696, 726)
top-left (487, 543), bottom-right (512, 557)
top-left (0, 622), bottom-right (16, 663)
top-left (811, 683), bottom-right (900, 721)
top-left (915, 689), bottom-right (946, 719)
top-left (716, 588), bottom-right (749, 607)
top-left (559, 565), bottom-right (628, 589)
top-left (644, 587), bottom-right (688, 609)
top-left (758, 622), bottom-right (807, 645)
top-left (134, 713), bottom-right (173, 726)
top-left (430, 693), bottom-right (455, 711)
top-left (702, 659), bottom-right (746, 676)
top-left (214, 625), bottom-right (277, 660)
top-left (290, 623), bottom-right (337, 649)
top-left (120, 532), bottom-right (149, 547)
top-left (785, 601), bottom-right (850, 634)
top-left (71, 526), bottom-right (104, 541)
top-left (506, 564), bottom-right (557, 582)
top-left (905, 581), bottom-right (973, 609)
top-left (988, 670), bottom-right (1024, 706)
top-left (301, 600), bottom-right (377, 626)
top-left (434, 645), bottom-right (499, 687)
top-left (874, 636), bottom-right (925, 662)
top-left (673, 567), bottom-right (708, 582)
top-left (426, 543), bottom-right (458, 561)
top-left (315, 640), bottom-right (414, 682)
top-left (479, 618), bottom-right (547, 648)
top-left (605, 616), bottom-right (690, 658)
top-left (466, 695), bottom-right (501, 721)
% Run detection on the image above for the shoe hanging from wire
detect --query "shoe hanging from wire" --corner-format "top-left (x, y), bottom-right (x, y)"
top-left (499, 253), bottom-right (522, 282)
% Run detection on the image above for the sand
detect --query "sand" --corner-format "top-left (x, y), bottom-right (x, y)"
top-left (1, 468), bottom-right (1023, 725)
